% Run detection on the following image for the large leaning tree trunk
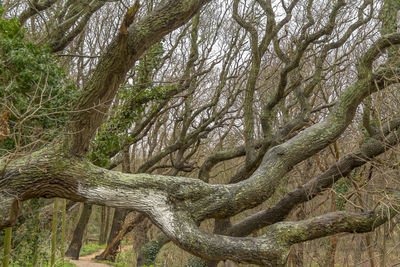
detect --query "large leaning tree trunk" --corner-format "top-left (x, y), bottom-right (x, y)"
top-left (1, 36), bottom-right (400, 265)
top-left (1, 0), bottom-right (400, 266)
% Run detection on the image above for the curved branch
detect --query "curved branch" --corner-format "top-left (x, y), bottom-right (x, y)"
top-left (228, 117), bottom-right (400, 237)
top-left (1, 112), bottom-right (400, 265)
top-left (2, 35), bottom-right (400, 226)
top-left (192, 40), bottom-right (400, 219)
top-left (69, 0), bottom-right (211, 156)
top-left (281, 207), bottom-right (397, 245)
top-left (1, 29), bottom-right (400, 267)
top-left (18, 0), bottom-right (58, 26)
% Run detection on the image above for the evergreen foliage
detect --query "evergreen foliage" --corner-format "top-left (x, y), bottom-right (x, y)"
top-left (0, 5), bottom-right (79, 154)
top-left (89, 42), bottom-right (175, 167)
top-left (0, 5), bottom-right (79, 265)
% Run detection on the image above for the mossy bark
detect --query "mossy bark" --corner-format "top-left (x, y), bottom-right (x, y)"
top-left (69, 0), bottom-right (212, 156)
top-left (0, 2), bottom-right (400, 265)
top-left (0, 114), bottom-right (400, 265)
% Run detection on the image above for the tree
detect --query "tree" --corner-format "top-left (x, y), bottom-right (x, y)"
top-left (1, 0), bottom-right (400, 266)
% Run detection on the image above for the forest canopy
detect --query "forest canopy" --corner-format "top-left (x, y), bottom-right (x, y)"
top-left (0, 0), bottom-right (400, 266)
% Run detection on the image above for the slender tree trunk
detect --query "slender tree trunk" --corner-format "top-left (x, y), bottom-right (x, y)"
top-left (326, 191), bottom-right (338, 267)
top-left (2, 226), bottom-right (12, 267)
top-left (365, 233), bottom-right (375, 267)
top-left (32, 221), bottom-right (40, 267)
top-left (2, 197), bottom-right (14, 267)
top-left (294, 206), bottom-right (305, 267)
top-left (99, 206), bottom-right (107, 245)
top-left (50, 198), bottom-right (58, 266)
top-left (100, 147), bottom-right (131, 260)
top-left (107, 210), bottom-right (128, 242)
top-left (103, 209), bottom-right (128, 259)
top-left (132, 216), bottom-right (151, 266)
top-left (61, 199), bottom-right (67, 262)
top-left (380, 222), bottom-right (388, 267)
top-left (326, 143), bottom-right (340, 267)
top-left (353, 236), bottom-right (362, 267)
top-left (364, 192), bottom-right (375, 267)
top-left (65, 203), bottom-right (93, 259)
top-left (104, 207), bottom-right (111, 242)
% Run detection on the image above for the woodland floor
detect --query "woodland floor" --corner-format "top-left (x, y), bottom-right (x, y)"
top-left (68, 246), bottom-right (131, 267)
top-left (69, 250), bottom-right (111, 267)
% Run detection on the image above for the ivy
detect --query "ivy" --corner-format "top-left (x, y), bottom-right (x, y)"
top-left (89, 41), bottom-right (176, 167)
top-left (184, 257), bottom-right (207, 267)
top-left (141, 241), bottom-right (161, 266)
top-left (0, 198), bottom-right (49, 266)
top-left (333, 171), bottom-right (355, 211)
top-left (0, 5), bottom-right (80, 153)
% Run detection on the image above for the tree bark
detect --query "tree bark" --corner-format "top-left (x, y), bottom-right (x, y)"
top-left (104, 207), bottom-right (111, 244)
top-left (96, 213), bottom-right (147, 261)
top-left (61, 199), bottom-right (67, 260)
top-left (1, 8), bottom-right (400, 266)
top-left (132, 216), bottom-right (152, 266)
top-left (101, 208), bottom-right (128, 260)
top-left (65, 203), bottom-right (93, 260)
top-left (99, 146), bottom-right (131, 260)
top-left (50, 198), bottom-right (58, 266)
top-left (69, 0), bottom-right (212, 156)
top-left (99, 206), bottom-right (107, 245)
top-left (2, 226), bottom-right (12, 267)
top-left (227, 116), bottom-right (400, 237)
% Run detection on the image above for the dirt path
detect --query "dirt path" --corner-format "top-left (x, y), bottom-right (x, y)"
top-left (67, 246), bottom-right (131, 267)
top-left (68, 250), bottom-right (111, 267)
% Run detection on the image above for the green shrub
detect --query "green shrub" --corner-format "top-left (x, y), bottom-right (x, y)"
top-left (0, 4), bottom-right (80, 155)
top-left (184, 257), bottom-right (207, 267)
top-left (141, 241), bottom-right (161, 266)
top-left (0, 4), bottom-right (79, 265)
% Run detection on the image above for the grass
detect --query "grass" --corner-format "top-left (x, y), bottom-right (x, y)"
top-left (79, 243), bottom-right (106, 257)
top-left (55, 260), bottom-right (78, 267)
top-left (95, 246), bottom-right (154, 267)
top-left (96, 260), bottom-right (130, 267)
top-left (8, 259), bottom-right (77, 267)
top-left (97, 260), bottom-right (153, 267)
top-left (95, 248), bottom-right (132, 267)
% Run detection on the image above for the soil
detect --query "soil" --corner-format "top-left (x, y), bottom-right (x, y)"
top-left (67, 245), bottom-right (131, 267)
top-left (68, 250), bottom-right (112, 267)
